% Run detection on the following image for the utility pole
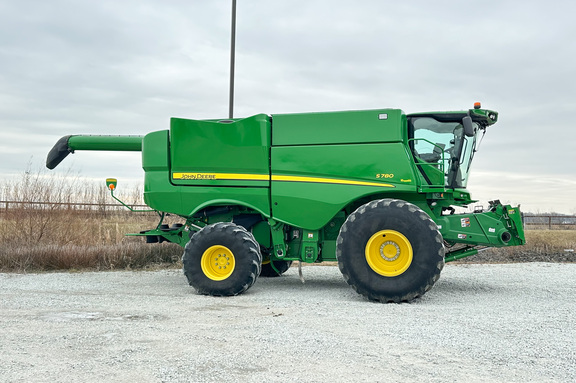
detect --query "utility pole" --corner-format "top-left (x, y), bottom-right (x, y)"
top-left (229, 0), bottom-right (237, 119)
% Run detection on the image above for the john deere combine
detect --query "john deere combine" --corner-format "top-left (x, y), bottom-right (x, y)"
top-left (47, 103), bottom-right (525, 302)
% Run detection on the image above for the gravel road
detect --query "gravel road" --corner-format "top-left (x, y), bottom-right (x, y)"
top-left (1, 263), bottom-right (575, 383)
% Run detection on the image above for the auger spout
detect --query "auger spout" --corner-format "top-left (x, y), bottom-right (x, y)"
top-left (46, 135), bottom-right (143, 169)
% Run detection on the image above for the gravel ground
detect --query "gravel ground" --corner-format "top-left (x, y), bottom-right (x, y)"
top-left (1, 263), bottom-right (575, 383)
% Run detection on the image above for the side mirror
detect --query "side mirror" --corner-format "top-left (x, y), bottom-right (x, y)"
top-left (462, 116), bottom-right (475, 137)
top-left (106, 178), bottom-right (117, 191)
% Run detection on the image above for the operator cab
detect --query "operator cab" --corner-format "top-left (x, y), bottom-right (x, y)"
top-left (408, 103), bottom-right (497, 189)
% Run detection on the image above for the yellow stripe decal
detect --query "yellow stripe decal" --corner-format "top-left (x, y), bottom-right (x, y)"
top-left (172, 172), bottom-right (394, 188)
top-left (272, 175), bottom-right (394, 188)
top-left (172, 172), bottom-right (269, 181)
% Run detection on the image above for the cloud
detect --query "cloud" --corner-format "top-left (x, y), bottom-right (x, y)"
top-left (469, 171), bottom-right (576, 214)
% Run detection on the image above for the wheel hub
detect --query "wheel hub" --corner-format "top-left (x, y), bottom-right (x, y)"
top-left (380, 241), bottom-right (400, 261)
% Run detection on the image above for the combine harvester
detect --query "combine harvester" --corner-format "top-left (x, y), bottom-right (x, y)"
top-left (47, 102), bottom-right (525, 302)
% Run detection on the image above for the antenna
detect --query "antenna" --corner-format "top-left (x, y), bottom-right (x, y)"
top-left (229, 0), bottom-right (237, 119)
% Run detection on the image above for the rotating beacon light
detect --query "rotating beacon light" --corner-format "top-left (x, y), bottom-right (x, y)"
top-left (106, 178), bottom-right (117, 191)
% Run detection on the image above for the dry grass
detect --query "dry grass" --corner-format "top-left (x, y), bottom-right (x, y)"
top-left (0, 168), bottom-right (183, 272)
top-left (1, 242), bottom-right (182, 272)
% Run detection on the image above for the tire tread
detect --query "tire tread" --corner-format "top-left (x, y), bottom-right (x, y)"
top-left (337, 199), bottom-right (445, 303)
top-left (183, 222), bottom-right (262, 296)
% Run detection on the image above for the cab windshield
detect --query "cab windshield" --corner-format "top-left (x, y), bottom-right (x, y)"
top-left (409, 116), bottom-right (479, 188)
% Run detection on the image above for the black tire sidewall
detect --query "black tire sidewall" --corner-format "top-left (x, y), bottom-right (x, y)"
top-left (260, 260), bottom-right (292, 277)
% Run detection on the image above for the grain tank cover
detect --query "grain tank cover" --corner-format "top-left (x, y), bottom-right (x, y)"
top-left (170, 114), bottom-right (271, 187)
top-left (271, 109), bottom-right (405, 146)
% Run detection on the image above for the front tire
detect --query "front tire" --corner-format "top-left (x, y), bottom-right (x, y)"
top-left (337, 199), bottom-right (444, 302)
top-left (183, 222), bottom-right (262, 296)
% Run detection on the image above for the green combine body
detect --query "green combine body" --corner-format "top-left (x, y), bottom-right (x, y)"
top-left (47, 104), bottom-right (525, 302)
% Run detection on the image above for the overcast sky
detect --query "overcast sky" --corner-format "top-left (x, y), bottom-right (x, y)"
top-left (1, 0), bottom-right (575, 213)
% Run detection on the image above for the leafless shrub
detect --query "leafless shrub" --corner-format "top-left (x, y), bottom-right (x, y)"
top-left (0, 167), bottom-right (182, 272)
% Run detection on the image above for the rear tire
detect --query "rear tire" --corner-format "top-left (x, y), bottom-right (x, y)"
top-left (260, 259), bottom-right (292, 277)
top-left (182, 222), bottom-right (262, 296)
top-left (337, 199), bottom-right (444, 302)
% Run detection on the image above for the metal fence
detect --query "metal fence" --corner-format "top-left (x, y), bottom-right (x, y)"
top-left (0, 200), bottom-right (149, 213)
top-left (523, 215), bottom-right (576, 229)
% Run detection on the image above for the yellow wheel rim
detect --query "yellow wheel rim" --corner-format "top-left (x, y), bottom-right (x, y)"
top-left (365, 230), bottom-right (413, 277)
top-left (201, 245), bottom-right (236, 281)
